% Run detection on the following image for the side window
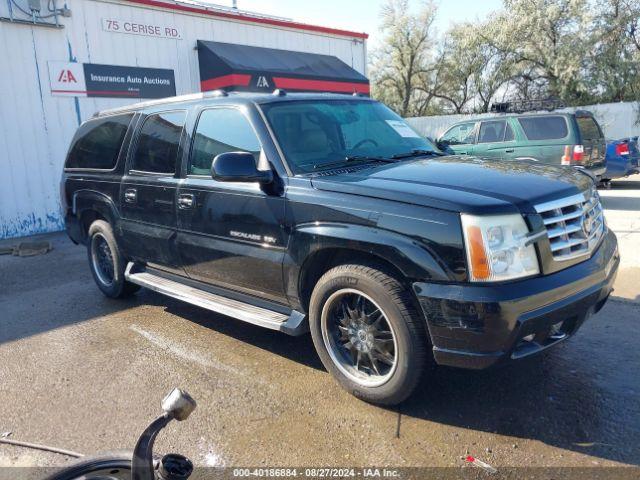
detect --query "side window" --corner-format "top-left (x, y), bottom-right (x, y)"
top-left (518, 116), bottom-right (568, 140)
top-left (478, 120), bottom-right (507, 144)
top-left (504, 122), bottom-right (515, 141)
top-left (441, 122), bottom-right (476, 145)
top-left (132, 111), bottom-right (186, 174)
top-left (66, 114), bottom-right (133, 169)
top-left (190, 108), bottom-right (261, 176)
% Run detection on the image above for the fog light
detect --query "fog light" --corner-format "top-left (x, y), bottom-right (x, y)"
top-left (522, 334), bottom-right (535, 342)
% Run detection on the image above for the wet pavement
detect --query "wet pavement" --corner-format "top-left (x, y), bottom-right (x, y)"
top-left (0, 180), bottom-right (639, 475)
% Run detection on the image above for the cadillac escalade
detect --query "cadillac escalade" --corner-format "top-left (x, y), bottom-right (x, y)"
top-left (62, 91), bottom-right (619, 405)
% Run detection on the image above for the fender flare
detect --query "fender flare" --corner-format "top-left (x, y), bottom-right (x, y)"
top-left (288, 222), bottom-right (453, 301)
top-left (72, 190), bottom-right (120, 235)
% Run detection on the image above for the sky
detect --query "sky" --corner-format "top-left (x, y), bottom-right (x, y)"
top-left (204, 0), bottom-right (504, 47)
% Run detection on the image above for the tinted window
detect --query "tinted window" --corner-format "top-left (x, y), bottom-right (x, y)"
top-left (576, 116), bottom-right (602, 140)
top-left (478, 120), bottom-right (507, 143)
top-left (132, 111), bottom-right (186, 174)
top-left (66, 114), bottom-right (133, 169)
top-left (518, 116), bottom-right (568, 140)
top-left (190, 109), bottom-right (261, 175)
top-left (504, 122), bottom-right (514, 141)
top-left (262, 100), bottom-right (437, 173)
top-left (441, 122), bottom-right (476, 145)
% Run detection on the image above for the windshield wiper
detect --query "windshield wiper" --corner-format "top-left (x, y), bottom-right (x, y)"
top-left (313, 155), bottom-right (394, 170)
top-left (391, 149), bottom-right (444, 159)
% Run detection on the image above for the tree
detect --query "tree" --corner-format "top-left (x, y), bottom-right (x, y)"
top-left (482, 0), bottom-right (594, 104)
top-left (370, 0), bottom-right (439, 117)
top-left (588, 0), bottom-right (640, 102)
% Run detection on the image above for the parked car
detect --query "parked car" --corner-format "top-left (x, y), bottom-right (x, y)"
top-left (62, 92), bottom-right (619, 405)
top-left (603, 137), bottom-right (639, 183)
top-left (436, 111), bottom-right (607, 180)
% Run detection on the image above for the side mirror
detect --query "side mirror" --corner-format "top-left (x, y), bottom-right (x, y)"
top-left (211, 151), bottom-right (273, 184)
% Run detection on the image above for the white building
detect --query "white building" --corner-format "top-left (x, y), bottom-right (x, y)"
top-left (0, 0), bottom-right (368, 238)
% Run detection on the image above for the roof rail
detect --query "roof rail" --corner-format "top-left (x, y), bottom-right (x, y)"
top-left (491, 98), bottom-right (566, 114)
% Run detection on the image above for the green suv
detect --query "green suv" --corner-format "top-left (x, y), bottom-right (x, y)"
top-left (436, 111), bottom-right (606, 179)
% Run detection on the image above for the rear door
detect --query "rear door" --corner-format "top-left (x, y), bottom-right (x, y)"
top-left (438, 122), bottom-right (477, 155)
top-left (513, 115), bottom-right (570, 165)
top-left (474, 119), bottom-right (511, 159)
top-left (575, 114), bottom-right (606, 172)
top-left (119, 110), bottom-right (187, 271)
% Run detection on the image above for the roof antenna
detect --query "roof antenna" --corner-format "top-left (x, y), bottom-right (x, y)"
top-left (232, 0), bottom-right (238, 9)
top-left (272, 89), bottom-right (286, 97)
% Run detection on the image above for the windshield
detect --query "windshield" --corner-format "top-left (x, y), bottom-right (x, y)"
top-left (261, 99), bottom-right (437, 173)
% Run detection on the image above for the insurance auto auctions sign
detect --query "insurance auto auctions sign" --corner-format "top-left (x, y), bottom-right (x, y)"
top-left (48, 62), bottom-right (176, 99)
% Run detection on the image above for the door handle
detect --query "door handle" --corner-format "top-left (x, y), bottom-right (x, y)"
top-left (124, 188), bottom-right (137, 203)
top-left (505, 149), bottom-right (515, 153)
top-left (178, 194), bottom-right (195, 209)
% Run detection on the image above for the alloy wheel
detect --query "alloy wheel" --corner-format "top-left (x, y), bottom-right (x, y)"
top-left (321, 289), bottom-right (398, 387)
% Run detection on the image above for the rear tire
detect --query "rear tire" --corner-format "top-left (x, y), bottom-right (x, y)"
top-left (87, 220), bottom-right (140, 298)
top-left (309, 264), bottom-right (428, 405)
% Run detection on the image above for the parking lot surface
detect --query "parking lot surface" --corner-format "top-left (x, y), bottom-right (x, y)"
top-left (0, 179), bottom-right (639, 474)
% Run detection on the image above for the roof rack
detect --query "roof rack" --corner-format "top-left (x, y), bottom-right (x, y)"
top-left (490, 98), bottom-right (566, 114)
top-left (93, 90), bottom-right (231, 117)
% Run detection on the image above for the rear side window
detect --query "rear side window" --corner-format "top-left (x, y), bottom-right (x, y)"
top-left (190, 108), bottom-right (261, 175)
top-left (66, 114), bottom-right (133, 169)
top-left (132, 111), bottom-right (186, 174)
top-left (518, 116), bottom-right (568, 140)
top-left (576, 116), bottom-right (603, 140)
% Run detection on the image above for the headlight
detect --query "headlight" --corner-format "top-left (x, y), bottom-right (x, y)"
top-left (461, 213), bottom-right (540, 282)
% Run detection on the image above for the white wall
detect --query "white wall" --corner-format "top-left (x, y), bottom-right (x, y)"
top-left (406, 102), bottom-right (640, 140)
top-left (0, 0), bottom-right (367, 238)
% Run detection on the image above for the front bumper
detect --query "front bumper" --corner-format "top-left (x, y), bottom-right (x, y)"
top-left (413, 229), bottom-right (619, 369)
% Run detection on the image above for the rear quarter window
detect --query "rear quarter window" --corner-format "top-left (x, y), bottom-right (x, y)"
top-left (517, 116), bottom-right (568, 141)
top-left (576, 116), bottom-right (603, 140)
top-left (65, 114), bottom-right (133, 169)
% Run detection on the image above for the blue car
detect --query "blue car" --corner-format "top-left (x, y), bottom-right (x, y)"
top-left (603, 137), bottom-right (639, 181)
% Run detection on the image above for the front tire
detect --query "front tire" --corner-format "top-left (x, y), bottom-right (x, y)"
top-left (43, 452), bottom-right (131, 480)
top-left (309, 264), bottom-right (428, 405)
top-left (87, 220), bottom-right (140, 298)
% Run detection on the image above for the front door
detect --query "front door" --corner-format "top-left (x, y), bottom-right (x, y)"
top-left (439, 121), bottom-right (477, 155)
top-left (119, 110), bottom-right (187, 271)
top-left (176, 107), bottom-right (288, 303)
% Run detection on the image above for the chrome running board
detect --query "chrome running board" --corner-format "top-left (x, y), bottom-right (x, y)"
top-left (125, 263), bottom-right (307, 336)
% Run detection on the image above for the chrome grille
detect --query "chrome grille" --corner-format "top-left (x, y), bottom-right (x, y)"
top-left (534, 187), bottom-right (605, 262)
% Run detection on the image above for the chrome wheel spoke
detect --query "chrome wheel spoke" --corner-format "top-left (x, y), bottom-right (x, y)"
top-left (373, 346), bottom-right (394, 366)
top-left (321, 289), bottom-right (398, 387)
top-left (367, 352), bottom-right (381, 375)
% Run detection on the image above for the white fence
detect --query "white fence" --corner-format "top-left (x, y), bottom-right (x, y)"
top-left (406, 101), bottom-right (640, 140)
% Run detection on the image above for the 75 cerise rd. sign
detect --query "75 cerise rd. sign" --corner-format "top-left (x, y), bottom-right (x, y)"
top-left (102, 18), bottom-right (182, 39)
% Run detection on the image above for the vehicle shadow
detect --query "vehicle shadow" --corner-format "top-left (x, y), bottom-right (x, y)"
top-left (609, 179), bottom-right (640, 190)
top-left (159, 296), bottom-right (324, 371)
top-left (600, 195), bottom-right (640, 211)
top-left (399, 304), bottom-right (640, 466)
top-left (160, 291), bottom-right (640, 467)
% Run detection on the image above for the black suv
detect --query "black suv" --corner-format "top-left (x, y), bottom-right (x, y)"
top-left (62, 92), bottom-right (619, 405)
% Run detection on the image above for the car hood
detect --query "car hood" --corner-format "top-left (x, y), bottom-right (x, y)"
top-left (310, 156), bottom-right (594, 215)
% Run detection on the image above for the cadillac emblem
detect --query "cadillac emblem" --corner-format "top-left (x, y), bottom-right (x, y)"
top-left (582, 213), bottom-right (594, 237)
